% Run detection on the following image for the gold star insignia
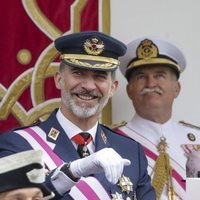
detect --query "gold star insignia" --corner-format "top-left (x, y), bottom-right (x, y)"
top-left (118, 175), bottom-right (133, 195)
top-left (111, 192), bottom-right (123, 200)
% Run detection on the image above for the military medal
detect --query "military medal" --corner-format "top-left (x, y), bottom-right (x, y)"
top-left (111, 192), bottom-right (123, 200)
top-left (182, 144), bottom-right (200, 155)
top-left (118, 175), bottom-right (133, 195)
top-left (82, 143), bottom-right (90, 157)
top-left (117, 175), bottom-right (133, 200)
top-left (72, 133), bottom-right (92, 158)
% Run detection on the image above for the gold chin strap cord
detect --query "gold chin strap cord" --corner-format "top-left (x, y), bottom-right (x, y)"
top-left (152, 136), bottom-right (176, 200)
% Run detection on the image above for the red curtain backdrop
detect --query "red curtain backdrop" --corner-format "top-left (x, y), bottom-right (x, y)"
top-left (0, 0), bottom-right (99, 132)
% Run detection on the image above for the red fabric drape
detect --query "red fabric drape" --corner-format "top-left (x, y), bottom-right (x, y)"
top-left (0, 0), bottom-right (99, 132)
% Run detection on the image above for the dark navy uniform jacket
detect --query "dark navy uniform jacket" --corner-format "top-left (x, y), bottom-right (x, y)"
top-left (0, 110), bottom-right (155, 200)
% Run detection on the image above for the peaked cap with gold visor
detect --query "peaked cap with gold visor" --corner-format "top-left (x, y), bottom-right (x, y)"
top-left (54, 31), bottom-right (127, 71)
top-left (119, 36), bottom-right (186, 80)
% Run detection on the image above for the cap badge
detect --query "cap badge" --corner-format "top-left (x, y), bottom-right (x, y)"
top-left (48, 127), bottom-right (60, 141)
top-left (187, 133), bottom-right (196, 141)
top-left (137, 39), bottom-right (159, 59)
top-left (83, 37), bottom-right (104, 56)
top-left (26, 168), bottom-right (45, 183)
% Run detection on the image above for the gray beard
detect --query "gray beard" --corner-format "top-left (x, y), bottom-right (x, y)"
top-left (61, 90), bottom-right (109, 119)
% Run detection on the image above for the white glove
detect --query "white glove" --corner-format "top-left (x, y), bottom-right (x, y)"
top-left (70, 148), bottom-right (131, 184)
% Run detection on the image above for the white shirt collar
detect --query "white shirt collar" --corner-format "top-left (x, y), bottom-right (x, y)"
top-left (127, 113), bottom-right (174, 140)
top-left (56, 109), bottom-right (97, 142)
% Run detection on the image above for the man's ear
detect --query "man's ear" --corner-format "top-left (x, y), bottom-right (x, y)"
top-left (109, 80), bottom-right (118, 97)
top-left (54, 71), bottom-right (62, 90)
top-left (126, 83), bottom-right (132, 99)
top-left (174, 81), bottom-right (181, 98)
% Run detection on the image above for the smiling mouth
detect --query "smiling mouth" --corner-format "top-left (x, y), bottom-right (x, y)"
top-left (76, 94), bottom-right (98, 101)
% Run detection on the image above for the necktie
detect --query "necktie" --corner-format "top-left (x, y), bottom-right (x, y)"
top-left (72, 132), bottom-right (92, 158)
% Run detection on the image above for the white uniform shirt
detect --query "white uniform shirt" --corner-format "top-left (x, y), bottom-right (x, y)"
top-left (56, 109), bottom-right (97, 153)
top-left (51, 109), bottom-right (98, 195)
top-left (117, 114), bottom-right (200, 200)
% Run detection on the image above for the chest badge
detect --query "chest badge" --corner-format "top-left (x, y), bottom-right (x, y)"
top-left (48, 127), bottom-right (60, 141)
top-left (111, 192), bottom-right (123, 200)
top-left (118, 175), bottom-right (133, 195)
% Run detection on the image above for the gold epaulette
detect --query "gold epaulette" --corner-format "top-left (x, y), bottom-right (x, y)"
top-left (108, 120), bottom-right (127, 129)
top-left (179, 120), bottom-right (200, 130)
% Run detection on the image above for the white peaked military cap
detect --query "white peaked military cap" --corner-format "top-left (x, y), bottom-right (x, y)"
top-left (0, 150), bottom-right (54, 199)
top-left (119, 36), bottom-right (187, 79)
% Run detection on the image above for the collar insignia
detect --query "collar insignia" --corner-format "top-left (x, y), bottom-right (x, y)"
top-left (48, 127), bottom-right (60, 141)
top-left (101, 131), bottom-right (107, 144)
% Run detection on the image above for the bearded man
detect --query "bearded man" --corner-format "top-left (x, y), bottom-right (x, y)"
top-left (0, 31), bottom-right (155, 200)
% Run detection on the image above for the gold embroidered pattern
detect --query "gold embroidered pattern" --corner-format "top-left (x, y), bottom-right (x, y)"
top-left (137, 39), bottom-right (158, 59)
top-left (152, 137), bottom-right (175, 200)
top-left (84, 38), bottom-right (104, 55)
top-left (17, 49), bottom-right (32, 65)
top-left (0, 0), bottom-right (112, 127)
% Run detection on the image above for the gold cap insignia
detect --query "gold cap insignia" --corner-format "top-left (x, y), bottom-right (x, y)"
top-left (111, 192), bottom-right (123, 200)
top-left (136, 39), bottom-right (159, 59)
top-left (187, 133), bottom-right (196, 141)
top-left (48, 128), bottom-right (60, 141)
top-left (83, 37), bottom-right (104, 56)
top-left (101, 131), bottom-right (107, 144)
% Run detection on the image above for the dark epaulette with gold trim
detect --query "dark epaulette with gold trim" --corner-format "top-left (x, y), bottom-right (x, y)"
top-left (179, 120), bottom-right (200, 130)
top-left (107, 121), bottom-right (127, 130)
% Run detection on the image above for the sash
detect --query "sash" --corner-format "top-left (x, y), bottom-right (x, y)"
top-left (115, 126), bottom-right (185, 200)
top-left (15, 126), bottom-right (111, 200)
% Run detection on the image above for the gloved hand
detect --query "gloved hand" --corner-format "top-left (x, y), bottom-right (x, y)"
top-left (70, 148), bottom-right (131, 184)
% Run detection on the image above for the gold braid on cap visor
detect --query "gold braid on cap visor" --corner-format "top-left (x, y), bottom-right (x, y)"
top-left (127, 57), bottom-right (182, 72)
top-left (60, 54), bottom-right (119, 70)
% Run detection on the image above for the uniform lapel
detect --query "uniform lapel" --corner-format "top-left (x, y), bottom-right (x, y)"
top-left (39, 109), bottom-right (80, 163)
top-left (94, 124), bottom-right (111, 152)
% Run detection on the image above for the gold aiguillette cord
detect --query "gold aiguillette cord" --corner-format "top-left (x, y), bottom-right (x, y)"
top-left (152, 137), bottom-right (175, 200)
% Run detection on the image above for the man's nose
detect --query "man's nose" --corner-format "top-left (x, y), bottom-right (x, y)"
top-left (146, 76), bottom-right (157, 87)
top-left (81, 78), bottom-right (97, 90)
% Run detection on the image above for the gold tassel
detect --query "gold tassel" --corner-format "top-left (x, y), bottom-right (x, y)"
top-left (167, 162), bottom-right (176, 200)
top-left (152, 152), bottom-right (168, 199)
top-left (152, 137), bottom-right (176, 200)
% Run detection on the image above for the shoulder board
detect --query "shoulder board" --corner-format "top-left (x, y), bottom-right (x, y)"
top-left (11, 120), bottom-right (40, 132)
top-left (106, 121), bottom-right (127, 130)
top-left (179, 120), bottom-right (200, 130)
